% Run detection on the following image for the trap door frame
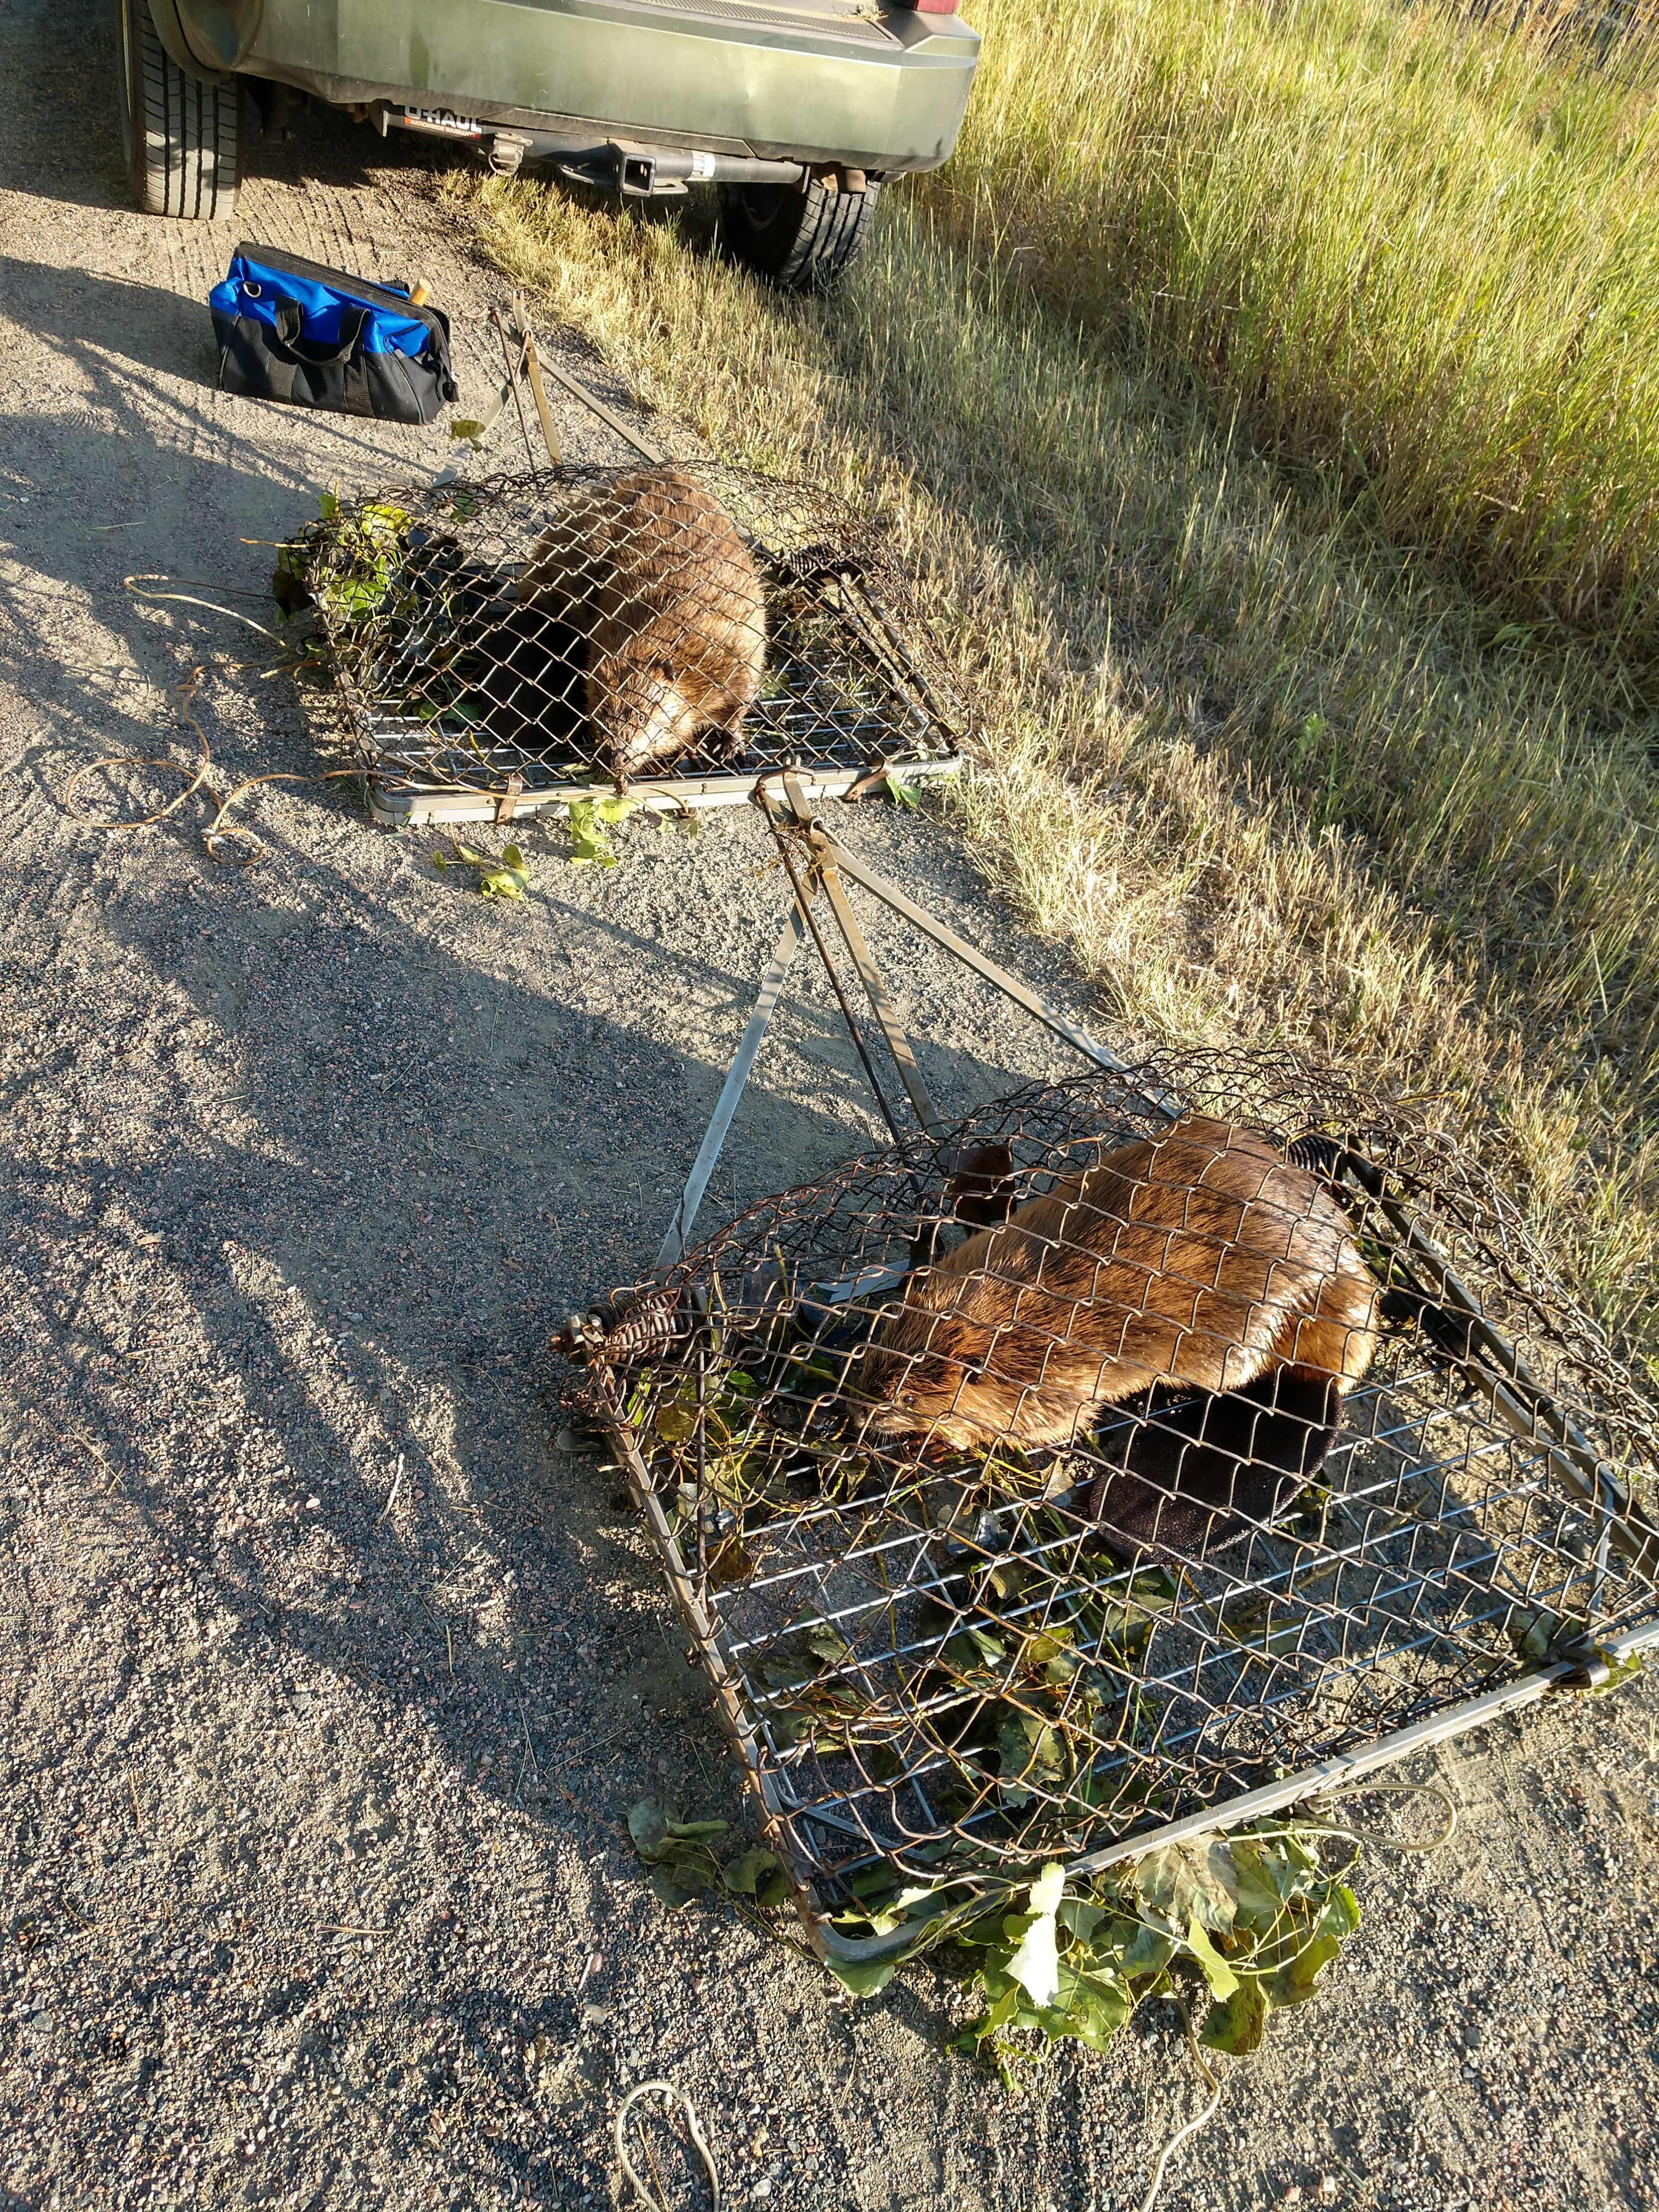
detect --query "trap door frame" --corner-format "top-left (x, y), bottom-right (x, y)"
top-left (653, 771), bottom-right (1164, 1272)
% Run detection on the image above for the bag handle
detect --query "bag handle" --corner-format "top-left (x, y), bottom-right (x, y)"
top-left (272, 298), bottom-right (372, 365)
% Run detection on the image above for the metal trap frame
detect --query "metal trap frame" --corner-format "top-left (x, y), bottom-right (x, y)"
top-left (563, 798), bottom-right (1659, 1958)
top-left (298, 465), bottom-right (968, 830)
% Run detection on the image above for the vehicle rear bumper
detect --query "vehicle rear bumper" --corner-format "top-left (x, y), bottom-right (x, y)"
top-left (224, 0), bottom-right (979, 174)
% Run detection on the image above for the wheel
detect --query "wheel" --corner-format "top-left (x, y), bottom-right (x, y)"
top-left (717, 175), bottom-right (881, 294)
top-left (116, 0), bottom-right (240, 219)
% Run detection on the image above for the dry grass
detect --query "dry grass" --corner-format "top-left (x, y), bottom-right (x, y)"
top-left (926, 0), bottom-right (1659, 660)
top-left (441, 169), bottom-right (1659, 1374)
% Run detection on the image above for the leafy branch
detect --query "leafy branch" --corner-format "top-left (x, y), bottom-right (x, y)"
top-left (811, 1819), bottom-right (1366, 2085)
top-left (432, 839), bottom-right (530, 900)
top-left (566, 795), bottom-right (643, 868)
top-left (627, 1798), bottom-right (789, 1912)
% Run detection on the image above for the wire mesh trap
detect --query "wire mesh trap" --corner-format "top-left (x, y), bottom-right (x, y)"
top-left (291, 463), bottom-right (968, 827)
top-left (567, 1051), bottom-right (1659, 1957)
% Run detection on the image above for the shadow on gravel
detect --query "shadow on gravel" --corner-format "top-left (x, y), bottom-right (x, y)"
top-left (15, 831), bottom-right (1045, 1860)
top-left (0, 0), bottom-right (443, 217)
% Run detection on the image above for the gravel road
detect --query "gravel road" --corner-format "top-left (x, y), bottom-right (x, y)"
top-left (3, 4), bottom-right (1658, 2210)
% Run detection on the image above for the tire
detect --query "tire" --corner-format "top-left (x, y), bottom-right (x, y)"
top-left (717, 175), bottom-right (880, 294)
top-left (116, 0), bottom-right (240, 220)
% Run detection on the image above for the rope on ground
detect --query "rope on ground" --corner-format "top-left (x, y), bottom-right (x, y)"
top-left (1138, 1994), bottom-right (1222, 2212)
top-left (61, 668), bottom-right (216, 831)
top-left (1306, 1778), bottom-right (1459, 1853)
top-left (60, 656), bottom-right (363, 865)
top-left (124, 573), bottom-right (284, 639)
top-left (614, 2079), bottom-right (721, 2211)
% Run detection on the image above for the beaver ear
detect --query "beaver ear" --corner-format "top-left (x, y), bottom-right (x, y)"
top-left (961, 1359), bottom-right (985, 1384)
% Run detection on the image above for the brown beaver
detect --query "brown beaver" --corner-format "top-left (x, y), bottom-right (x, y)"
top-left (857, 1114), bottom-right (1378, 1453)
top-left (516, 466), bottom-right (766, 784)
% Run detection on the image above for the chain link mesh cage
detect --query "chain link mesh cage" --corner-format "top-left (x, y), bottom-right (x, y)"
top-left (568, 1052), bottom-right (1659, 1945)
top-left (291, 463), bottom-right (968, 827)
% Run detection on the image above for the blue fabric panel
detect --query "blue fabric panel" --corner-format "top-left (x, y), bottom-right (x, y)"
top-left (210, 254), bottom-right (429, 358)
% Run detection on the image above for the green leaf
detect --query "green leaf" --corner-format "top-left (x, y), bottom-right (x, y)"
top-left (566, 799), bottom-right (627, 868)
top-left (1183, 1910), bottom-right (1240, 2000)
top-left (435, 838), bottom-right (531, 901)
top-left (885, 774), bottom-right (922, 808)
top-left (1057, 1966), bottom-right (1133, 2052)
top-left (318, 489), bottom-right (340, 520)
top-left (659, 1845), bottom-right (718, 1896)
top-left (450, 419), bottom-right (488, 441)
top-left (1584, 1648), bottom-right (1643, 1694)
top-left (1056, 1898), bottom-right (1108, 1947)
top-left (802, 1621), bottom-right (852, 1664)
top-left (628, 1798), bottom-right (670, 1861)
top-left (997, 1709), bottom-right (1063, 1802)
top-left (1262, 1885), bottom-right (1360, 2007)
top-left (649, 1864), bottom-right (700, 1910)
top-left (721, 1847), bottom-right (778, 1898)
top-left (1230, 1839), bottom-right (1298, 1931)
top-left (1200, 1975), bottom-right (1270, 2054)
top-left (823, 1954), bottom-right (896, 1999)
top-left (1113, 1919), bottom-right (1175, 1978)
top-left (665, 1818), bottom-right (728, 1843)
top-left (1006, 1863), bottom-right (1065, 2009)
top-left (1136, 1837), bottom-right (1239, 1936)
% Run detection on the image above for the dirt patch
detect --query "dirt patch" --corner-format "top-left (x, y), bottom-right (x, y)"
top-left (1, 5), bottom-right (1657, 2210)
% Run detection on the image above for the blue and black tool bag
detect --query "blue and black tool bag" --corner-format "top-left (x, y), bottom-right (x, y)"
top-left (210, 243), bottom-right (458, 424)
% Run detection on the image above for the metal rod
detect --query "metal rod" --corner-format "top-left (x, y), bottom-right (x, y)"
top-left (529, 351), bottom-right (668, 467)
top-left (515, 321), bottom-right (564, 469)
top-left (809, 1608), bottom-right (1659, 1961)
top-left (594, 1387), bottom-right (789, 1823)
top-left (364, 754), bottom-right (964, 828)
top-left (492, 310), bottom-right (538, 470)
top-left (757, 784), bottom-right (908, 1148)
top-left (653, 899), bottom-right (807, 1274)
top-left (825, 576), bottom-right (940, 742)
top-left (809, 830), bottom-right (1142, 1088)
top-left (834, 572), bottom-right (961, 746)
top-left (817, 857), bottom-right (943, 1135)
top-left (780, 770), bottom-right (941, 1135)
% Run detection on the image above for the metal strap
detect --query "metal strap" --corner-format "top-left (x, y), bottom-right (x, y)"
top-left (530, 349), bottom-right (668, 467)
top-left (517, 328), bottom-right (563, 470)
top-left (653, 899), bottom-right (807, 1273)
top-left (808, 828), bottom-right (1136, 1084)
top-left (759, 784), bottom-right (906, 1146)
top-left (776, 768), bottom-right (943, 1134)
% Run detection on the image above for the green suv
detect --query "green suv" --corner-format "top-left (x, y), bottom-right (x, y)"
top-left (117, 0), bottom-right (979, 289)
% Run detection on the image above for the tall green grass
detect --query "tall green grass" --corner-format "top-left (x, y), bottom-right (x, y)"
top-left (923, 0), bottom-right (1659, 660)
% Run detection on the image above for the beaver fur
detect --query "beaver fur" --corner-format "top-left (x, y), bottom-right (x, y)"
top-left (858, 1114), bottom-right (1378, 1453)
top-left (517, 466), bottom-right (766, 783)
top-left (1084, 1369), bottom-right (1342, 1559)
